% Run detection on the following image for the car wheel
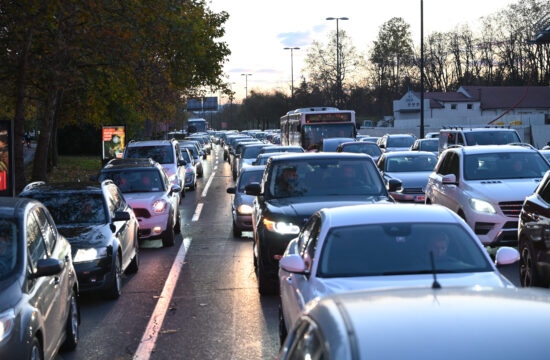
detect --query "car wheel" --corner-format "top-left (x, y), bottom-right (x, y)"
top-left (180, 185), bottom-right (185, 199)
top-left (127, 232), bottom-right (139, 274)
top-left (189, 181), bottom-right (196, 191)
top-left (105, 255), bottom-right (122, 300)
top-left (174, 206), bottom-right (181, 234)
top-left (28, 337), bottom-right (42, 360)
top-left (278, 304), bottom-right (288, 346)
top-left (519, 238), bottom-right (544, 287)
top-left (425, 197), bottom-right (432, 204)
top-left (163, 218), bottom-right (175, 247)
top-left (61, 290), bottom-right (79, 351)
top-left (258, 257), bottom-right (278, 296)
top-left (232, 221), bottom-right (242, 238)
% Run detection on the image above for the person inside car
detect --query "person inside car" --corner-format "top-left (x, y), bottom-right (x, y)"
top-left (277, 167), bottom-right (299, 197)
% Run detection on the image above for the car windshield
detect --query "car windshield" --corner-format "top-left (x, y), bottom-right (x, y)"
top-left (238, 170), bottom-right (264, 192)
top-left (242, 146), bottom-right (265, 159)
top-left (126, 145), bottom-right (173, 164)
top-left (100, 169), bottom-right (165, 193)
top-left (420, 140), bottom-right (438, 152)
top-left (0, 219), bottom-right (18, 281)
top-left (302, 124), bottom-right (355, 151)
top-left (30, 193), bottom-right (107, 225)
top-left (464, 131), bottom-right (520, 145)
top-left (318, 222), bottom-right (492, 278)
top-left (464, 152), bottom-right (550, 180)
top-left (181, 150), bottom-right (191, 162)
top-left (387, 136), bottom-right (415, 148)
top-left (385, 155), bottom-right (438, 172)
top-left (341, 143), bottom-right (382, 157)
top-left (267, 158), bottom-right (386, 199)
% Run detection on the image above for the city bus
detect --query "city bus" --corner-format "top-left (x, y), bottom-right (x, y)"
top-left (187, 118), bottom-right (208, 134)
top-left (280, 107), bottom-right (356, 151)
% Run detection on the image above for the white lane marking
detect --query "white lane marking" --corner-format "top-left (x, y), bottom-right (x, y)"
top-left (214, 166), bottom-right (218, 170)
top-left (191, 203), bottom-right (204, 222)
top-left (201, 173), bottom-right (215, 197)
top-left (133, 236), bottom-right (192, 360)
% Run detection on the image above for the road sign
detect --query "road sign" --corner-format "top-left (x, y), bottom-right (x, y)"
top-left (186, 99), bottom-right (203, 111)
top-left (203, 97), bottom-right (218, 111)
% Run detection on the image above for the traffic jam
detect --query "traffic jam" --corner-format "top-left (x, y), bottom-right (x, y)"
top-left (3, 107), bottom-right (550, 359)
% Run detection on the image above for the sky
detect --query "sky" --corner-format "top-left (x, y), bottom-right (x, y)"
top-left (208, 0), bottom-right (519, 103)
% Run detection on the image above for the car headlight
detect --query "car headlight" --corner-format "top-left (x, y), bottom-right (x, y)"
top-left (74, 247), bottom-right (108, 263)
top-left (152, 199), bottom-right (168, 213)
top-left (263, 219), bottom-right (300, 235)
top-left (0, 309), bottom-right (14, 342)
top-left (237, 204), bottom-right (253, 215)
top-left (469, 198), bottom-right (497, 214)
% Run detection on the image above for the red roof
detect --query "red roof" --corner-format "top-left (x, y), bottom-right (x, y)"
top-left (460, 86), bottom-right (550, 110)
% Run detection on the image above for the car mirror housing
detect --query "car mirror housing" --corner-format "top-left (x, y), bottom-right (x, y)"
top-left (442, 174), bottom-right (457, 185)
top-left (171, 184), bottom-right (182, 193)
top-left (244, 183), bottom-right (262, 196)
top-left (495, 246), bottom-right (520, 266)
top-left (113, 211), bottom-right (131, 222)
top-left (226, 187), bottom-right (236, 194)
top-left (280, 254), bottom-right (307, 274)
top-left (30, 258), bottom-right (64, 279)
top-left (387, 178), bottom-right (402, 193)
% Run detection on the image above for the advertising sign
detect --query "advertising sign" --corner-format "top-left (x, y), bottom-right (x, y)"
top-left (0, 120), bottom-right (13, 197)
top-left (186, 99), bottom-right (203, 111)
top-left (102, 126), bottom-right (126, 160)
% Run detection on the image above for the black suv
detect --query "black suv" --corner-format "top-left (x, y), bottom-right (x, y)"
top-left (519, 170), bottom-right (550, 287)
top-left (20, 180), bottom-right (139, 299)
top-left (245, 153), bottom-right (396, 295)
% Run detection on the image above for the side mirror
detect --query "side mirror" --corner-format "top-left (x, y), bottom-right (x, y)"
top-left (387, 178), bottom-right (402, 192)
top-left (171, 184), bottom-right (182, 193)
top-left (113, 211), bottom-right (131, 222)
top-left (30, 258), bottom-right (64, 279)
top-left (178, 159), bottom-right (187, 166)
top-left (279, 254), bottom-right (307, 274)
top-left (442, 174), bottom-right (457, 185)
top-left (495, 246), bottom-right (520, 266)
top-left (226, 187), bottom-right (236, 194)
top-left (244, 183), bottom-right (262, 196)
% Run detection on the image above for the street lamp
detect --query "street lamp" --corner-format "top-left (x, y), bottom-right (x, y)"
top-left (419, 1), bottom-right (425, 138)
top-left (326, 16), bottom-right (348, 107)
top-left (241, 73), bottom-right (252, 128)
top-left (284, 47), bottom-right (300, 102)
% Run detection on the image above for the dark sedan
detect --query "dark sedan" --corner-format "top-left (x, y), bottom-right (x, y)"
top-left (0, 197), bottom-right (79, 360)
top-left (245, 153), bottom-right (396, 295)
top-left (20, 181), bottom-right (139, 299)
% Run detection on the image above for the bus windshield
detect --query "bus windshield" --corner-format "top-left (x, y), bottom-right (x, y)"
top-left (188, 120), bottom-right (207, 133)
top-left (302, 124), bottom-right (355, 151)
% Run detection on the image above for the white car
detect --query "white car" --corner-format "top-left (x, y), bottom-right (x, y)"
top-left (425, 144), bottom-right (550, 246)
top-left (278, 203), bottom-right (519, 343)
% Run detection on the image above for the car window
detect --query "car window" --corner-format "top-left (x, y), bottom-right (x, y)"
top-left (457, 133), bottom-right (464, 145)
top-left (285, 318), bottom-right (326, 360)
top-left (464, 131), bottom-right (520, 145)
top-left (448, 153), bottom-right (460, 178)
top-left (100, 169), bottom-right (165, 193)
top-left (464, 152), bottom-right (549, 180)
top-left (126, 145), bottom-right (174, 164)
top-left (387, 136), bottom-right (415, 148)
top-left (242, 146), bottom-right (264, 159)
top-left (318, 222), bottom-right (492, 277)
top-left (385, 155), bottom-right (437, 172)
top-left (27, 211), bottom-right (47, 269)
top-left (0, 219), bottom-right (18, 281)
top-left (181, 150), bottom-right (191, 163)
top-left (342, 143), bottom-right (382, 157)
top-left (436, 152), bottom-right (452, 175)
top-left (237, 170), bottom-right (264, 192)
top-left (420, 140), bottom-right (438, 152)
top-left (34, 207), bottom-right (56, 255)
top-left (27, 193), bottom-right (108, 225)
top-left (301, 218), bottom-right (321, 273)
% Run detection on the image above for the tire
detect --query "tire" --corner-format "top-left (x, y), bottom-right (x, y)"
top-left (61, 290), bottom-right (79, 351)
top-left (28, 337), bottom-right (42, 360)
top-left (163, 218), bottom-right (175, 247)
top-left (278, 304), bottom-right (288, 346)
top-left (232, 221), bottom-right (242, 238)
top-left (127, 232), bottom-right (139, 274)
top-left (258, 257), bottom-right (278, 296)
top-left (519, 238), bottom-right (544, 287)
top-left (425, 198), bottom-right (432, 204)
top-left (174, 206), bottom-right (181, 234)
top-left (105, 255), bottom-right (122, 300)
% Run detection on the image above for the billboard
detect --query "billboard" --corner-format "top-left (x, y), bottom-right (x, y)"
top-left (102, 126), bottom-right (126, 160)
top-left (203, 97), bottom-right (218, 111)
top-left (186, 99), bottom-right (203, 111)
top-left (0, 120), bottom-right (13, 197)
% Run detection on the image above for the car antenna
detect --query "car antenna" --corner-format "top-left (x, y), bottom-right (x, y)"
top-left (430, 251), bottom-right (441, 289)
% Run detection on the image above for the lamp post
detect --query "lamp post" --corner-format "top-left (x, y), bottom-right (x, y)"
top-left (241, 73), bottom-right (252, 128)
top-left (284, 47), bottom-right (300, 103)
top-left (326, 16), bottom-right (348, 107)
top-left (420, 0), bottom-right (425, 138)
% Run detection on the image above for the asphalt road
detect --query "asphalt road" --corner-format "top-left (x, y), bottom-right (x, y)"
top-left (56, 144), bottom-right (521, 360)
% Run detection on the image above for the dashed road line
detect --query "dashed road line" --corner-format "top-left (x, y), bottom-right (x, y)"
top-left (191, 203), bottom-right (204, 222)
top-left (201, 173), bottom-right (215, 197)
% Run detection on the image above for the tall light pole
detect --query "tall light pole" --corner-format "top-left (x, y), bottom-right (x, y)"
top-left (284, 47), bottom-right (300, 103)
top-left (420, 0), bottom-right (425, 138)
top-left (241, 73), bottom-right (252, 128)
top-left (326, 16), bottom-right (348, 107)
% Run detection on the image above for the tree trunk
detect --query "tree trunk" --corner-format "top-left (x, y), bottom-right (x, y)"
top-left (32, 85), bottom-right (60, 181)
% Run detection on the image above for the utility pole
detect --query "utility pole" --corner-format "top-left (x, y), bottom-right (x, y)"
top-left (326, 17), bottom-right (348, 107)
top-left (420, 0), bottom-right (425, 138)
top-left (241, 73), bottom-right (252, 128)
top-left (284, 47), bottom-right (300, 104)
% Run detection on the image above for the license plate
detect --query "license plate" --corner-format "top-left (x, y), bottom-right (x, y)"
top-left (415, 195), bottom-right (425, 202)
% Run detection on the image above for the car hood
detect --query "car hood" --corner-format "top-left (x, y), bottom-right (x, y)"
top-left (123, 192), bottom-right (165, 208)
top-left (315, 271), bottom-right (510, 296)
top-left (162, 164), bottom-right (177, 178)
top-left (464, 178), bottom-right (542, 202)
top-left (234, 192), bottom-right (255, 207)
top-left (57, 224), bottom-right (112, 252)
top-left (266, 196), bottom-right (391, 223)
top-left (385, 171), bottom-right (432, 189)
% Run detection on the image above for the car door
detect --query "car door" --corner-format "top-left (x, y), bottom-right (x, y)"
top-left (174, 144), bottom-right (185, 186)
top-left (26, 208), bottom-right (65, 358)
top-left (523, 177), bottom-right (550, 264)
top-left (109, 185), bottom-right (133, 269)
top-left (434, 152), bottom-right (461, 211)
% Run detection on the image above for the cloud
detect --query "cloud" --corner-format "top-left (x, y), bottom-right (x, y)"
top-left (228, 68), bottom-right (253, 73)
top-left (313, 24), bottom-right (327, 33)
top-left (256, 69), bottom-right (282, 74)
top-left (277, 31), bottom-right (312, 47)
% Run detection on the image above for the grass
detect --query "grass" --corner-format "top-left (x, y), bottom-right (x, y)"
top-left (25, 156), bottom-right (103, 184)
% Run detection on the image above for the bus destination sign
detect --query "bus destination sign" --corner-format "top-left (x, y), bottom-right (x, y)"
top-left (305, 113), bottom-right (352, 123)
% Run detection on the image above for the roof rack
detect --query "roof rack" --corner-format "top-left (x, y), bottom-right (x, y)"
top-left (485, 125), bottom-right (511, 129)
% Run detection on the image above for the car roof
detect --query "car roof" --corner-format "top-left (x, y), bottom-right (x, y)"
top-left (20, 182), bottom-right (103, 194)
top-left (321, 203), bottom-right (459, 227)
top-left (452, 144), bottom-right (537, 155)
top-left (102, 161), bottom-right (160, 171)
top-left (442, 127), bottom-right (518, 132)
top-left (127, 140), bottom-right (175, 146)
top-left (240, 165), bottom-right (266, 174)
top-left (269, 152), bottom-right (374, 162)
top-left (315, 286), bottom-right (550, 360)
top-left (382, 151), bottom-right (437, 157)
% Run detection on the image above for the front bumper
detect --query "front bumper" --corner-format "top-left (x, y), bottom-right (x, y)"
top-left (137, 212), bottom-right (170, 239)
top-left (74, 256), bottom-right (113, 292)
top-left (234, 213), bottom-right (253, 230)
top-left (257, 226), bottom-right (296, 277)
top-left (390, 192), bottom-right (425, 203)
top-left (465, 209), bottom-right (519, 246)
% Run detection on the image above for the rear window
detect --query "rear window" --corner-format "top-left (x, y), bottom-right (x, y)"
top-left (267, 158), bottom-right (386, 199)
top-left (242, 146), bottom-right (265, 159)
top-left (238, 170), bottom-right (264, 192)
top-left (126, 145), bottom-right (173, 164)
top-left (385, 154), bottom-right (437, 172)
top-left (341, 143), bottom-right (382, 157)
top-left (28, 193), bottom-right (107, 225)
top-left (464, 131), bottom-right (520, 145)
top-left (100, 169), bottom-right (165, 193)
top-left (387, 136), bottom-right (415, 148)
top-left (420, 139), bottom-right (438, 152)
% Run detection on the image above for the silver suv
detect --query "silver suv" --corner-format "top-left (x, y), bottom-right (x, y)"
top-left (425, 144), bottom-right (550, 246)
top-left (438, 127), bottom-right (521, 154)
